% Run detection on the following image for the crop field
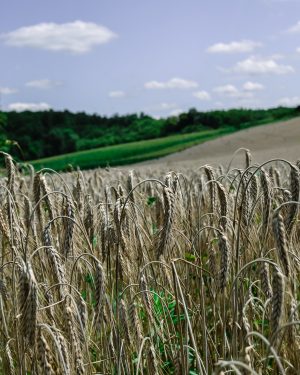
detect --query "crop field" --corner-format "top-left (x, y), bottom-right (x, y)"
top-left (29, 127), bottom-right (234, 171)
top-left (0, 151), bottom-right (300, 374)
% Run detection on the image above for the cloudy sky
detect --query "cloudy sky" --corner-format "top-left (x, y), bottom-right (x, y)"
top-left (1, 0), bottom-right (300, 117)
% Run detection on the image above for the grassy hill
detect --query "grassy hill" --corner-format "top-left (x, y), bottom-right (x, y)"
top-left (2, 106), bottom-right (299, 164)
top-left (30, 127), bottom-right (234, 171)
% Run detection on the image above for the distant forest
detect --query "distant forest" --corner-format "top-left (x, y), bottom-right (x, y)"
top-left (0, 106), bottom-right (299, 161)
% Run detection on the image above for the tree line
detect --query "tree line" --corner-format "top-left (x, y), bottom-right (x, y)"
top-left (0, 106), bottom-right (298, 161)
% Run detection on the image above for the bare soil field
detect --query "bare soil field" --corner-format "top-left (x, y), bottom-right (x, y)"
top-left (138, 117), bottom-right (300, 169)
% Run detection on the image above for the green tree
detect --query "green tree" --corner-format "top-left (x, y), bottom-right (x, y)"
top-left (0, 112), bottom-right (14, 154)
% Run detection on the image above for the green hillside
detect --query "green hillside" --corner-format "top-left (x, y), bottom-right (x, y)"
top-left (1, 106), bottom-right (298, 164)
top-left (30, 127), bottom-right (233, 171)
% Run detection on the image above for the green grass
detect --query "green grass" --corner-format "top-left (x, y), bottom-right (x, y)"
top-left (29, 127), bottom-right (235, 171)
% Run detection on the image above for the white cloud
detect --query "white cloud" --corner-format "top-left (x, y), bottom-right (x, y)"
top-left (144, 102), bottom-right (177, 114)
top-left (207, 40), bottom-right (262, 53)
top-left (160, 102), bottom-right (177, 110)
top-left (145, 81), bottom-right (166, 89)
top-left (108, 90), bottom-right (125, 98)
top-left (214, 84), bottom-right (239, 96)
top-left (26, 79), bottom-right (63, 89)
top-left (286, 21), bottom-right (300, 33)
top-left (243, 81), bottom-right (265, 91)
top-left (213, 82), bottom-right (265, 102)
top-left (214, 84), bottom-right (254, 99)
top-left (277, 96), bottom-right (300, 107)
top-left (296, 47), bottom-right (300, 53)
top-left (169, 108), bottom-right (184, 116)
top-left (8, 102), bottom-right (51, 112)
top-left (0, 87), bottom-right (18, 95)
top-left (193, 90), bottom-right (211, 100)
top-left (231, 56), bottom-right (294, 75)
top-left (145, 77), bottom-right (198, 89)
top-left (1, 21), bottom-right (117, 54)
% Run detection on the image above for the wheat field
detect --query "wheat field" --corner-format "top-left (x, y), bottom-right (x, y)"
top-left (0, 150), bottom-right (300, 374)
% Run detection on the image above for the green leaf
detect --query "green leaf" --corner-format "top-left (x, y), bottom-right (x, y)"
top-left (85, 273), bottom-right (93, 284)
top-left (147, 196), bottom-right (156, 206)
top-left (152, 223), bottom-right (158, 235)
top-left (210, 237), bottom-right (218, 245)
top-left (81, 290), bottom-right (87, 300)
top-left (185, 252), bottom-right (196, 262)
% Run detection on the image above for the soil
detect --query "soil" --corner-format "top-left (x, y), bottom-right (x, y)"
top-left (135, 117), bottom-right (300, 170)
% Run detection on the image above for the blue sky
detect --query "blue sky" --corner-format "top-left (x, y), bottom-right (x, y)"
top-left (1, 0), bottom-right (300, 117)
